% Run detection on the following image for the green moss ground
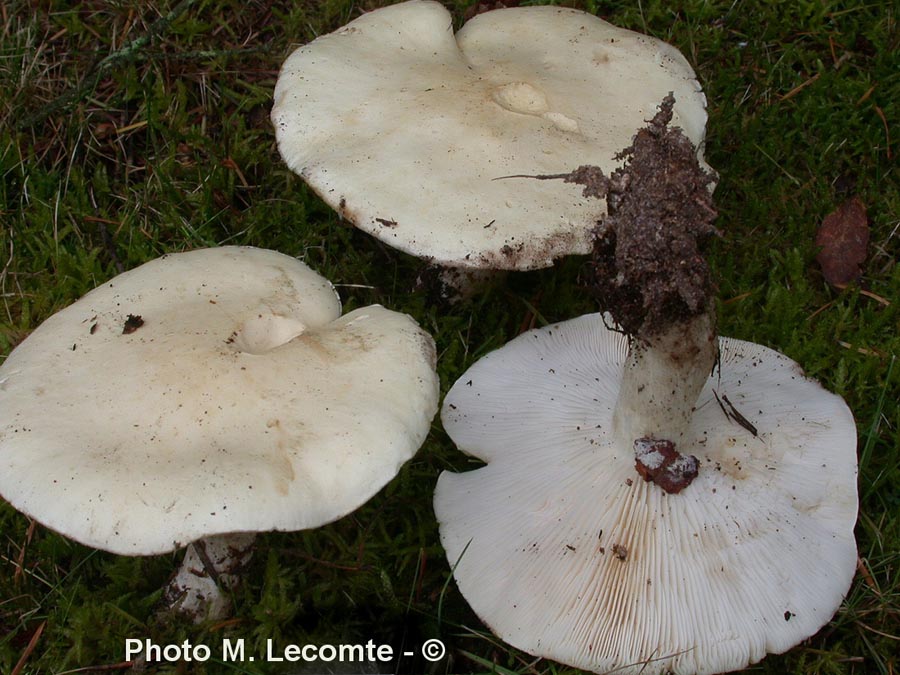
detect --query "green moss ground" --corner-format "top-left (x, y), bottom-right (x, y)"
top-left (0, 0), bottom-right (897, 673)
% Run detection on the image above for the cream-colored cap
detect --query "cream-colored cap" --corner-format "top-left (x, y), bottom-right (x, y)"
top-left (0, 247), bottom-right (439, 555)
top-left (272, 1), bottom-right (708, 270)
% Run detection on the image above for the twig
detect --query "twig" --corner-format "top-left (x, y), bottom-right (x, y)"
top-left (713, 390), bottom-right (758, 437)
top-left (856, 556), bottom-right (879, 593)
top-left (859, 289), bottom-right (891, 306)
top-left (722, 291), bottom-right (753, 304)
top-left (11, 620), bottom-right (45, 675)
top-left (193, 538), bottom-right (223, 588)
top-left (873, 105), bottom-right (893, 160)
top-left (13, 519), bottom-right (36, 584)
top-left (55, 662), bottom-right (135, 674)
top-left (779, 72), bottom-right (821, 101)
top-left (721, 393), bottom-right (758, 437)
top-left (281, 549), bottom-right (370, 572)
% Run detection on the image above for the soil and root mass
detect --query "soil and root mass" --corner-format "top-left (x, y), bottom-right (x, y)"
top-left (543, 95), bottom-right (720, 493)
top-left (585, 95), bottom-right (719, 338)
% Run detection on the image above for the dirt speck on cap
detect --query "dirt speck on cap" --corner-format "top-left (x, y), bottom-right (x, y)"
top-left (122, 314), bottom-right (144, 335)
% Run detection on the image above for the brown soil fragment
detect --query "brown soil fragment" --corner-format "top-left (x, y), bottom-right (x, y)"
top-left (122, 314), bottom-right (144, 334)
top-left (550, 165), bottom-right (611, 200)
top-left (500, 164), bottom-right (610, 200)
top-left (583, 95), bottom-right (719, 339)
top-left (634, 436), bottom-right (699, 494)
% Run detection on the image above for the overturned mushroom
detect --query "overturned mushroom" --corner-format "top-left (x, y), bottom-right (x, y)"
top-left (433, 101), bottom-right (857, 673)
top-left (0, 246), bottom-right (439, 621)
top-left (271, 0), bottom-right (709, 296)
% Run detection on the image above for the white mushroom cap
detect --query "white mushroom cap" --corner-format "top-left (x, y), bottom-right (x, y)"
top-left (435, 313), bottom-right (857, 675)
top-left (0, 247), bottom-right (439, 555)
top-left (272, 0), bottom-right (708, 270)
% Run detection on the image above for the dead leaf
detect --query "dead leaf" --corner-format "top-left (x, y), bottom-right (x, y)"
top-left (815, 195), bottom-right (869, 287)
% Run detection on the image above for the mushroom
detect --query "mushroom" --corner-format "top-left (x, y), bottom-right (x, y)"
top-left (0, 246), bottom-right (439, 621)
top-left (271, 0), bottom-right (709, 296)
top-left (435, 316), bottom-right (858, 674)
top-left (433, 100), bottom-right (858, 673)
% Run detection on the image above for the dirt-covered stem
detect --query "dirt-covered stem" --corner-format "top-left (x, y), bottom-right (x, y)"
top-left (612, 312), bottom-right (717, 445)
top-left (162, 532), bottom-right (256, 622)
top-left (514, 95), bottom-right (718, 491)
top-left (578, 94), bottom-right (719, 491)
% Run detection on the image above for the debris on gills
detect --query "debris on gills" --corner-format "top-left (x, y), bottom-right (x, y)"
top-left (634, 436), bottom-right (699, 494)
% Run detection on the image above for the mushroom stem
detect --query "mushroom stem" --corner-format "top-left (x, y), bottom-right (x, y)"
top-left (612, 311), bottom-right (717, 445)
top-left (416, 264), bottom-right (507, 304)
top-left (578, 95), bottom-right (718, 493)
top-left (610, 312), bottom-right (717, 495)
top-left (163, 532), bottom-right (256, 622)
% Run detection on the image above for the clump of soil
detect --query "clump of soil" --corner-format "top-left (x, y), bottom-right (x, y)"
top-left (634, 436), bottom-right (699, 494)
top-left (565, 95), bottom-right (720, 340)
top-left (122, 314), bottom-right (145, 334)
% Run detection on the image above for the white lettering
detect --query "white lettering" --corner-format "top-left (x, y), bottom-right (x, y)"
top-left (340, 643), bottom-right (363, 661)
top-left (266, 638), bottom-right (282, 662)
top-left (259, 639), bottom-right (396, 664)
top-left (124, 638), bottom-right (209, 663)
top-left (146, 639), bottom-right (161, 662)
top-left (222, 638), bottom-right (244, 662)
top-left (125, 639), bottom-right (143, 660)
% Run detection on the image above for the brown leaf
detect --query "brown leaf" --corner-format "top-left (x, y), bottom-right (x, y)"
top-left (815, 195), bottom-right (869, 287)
